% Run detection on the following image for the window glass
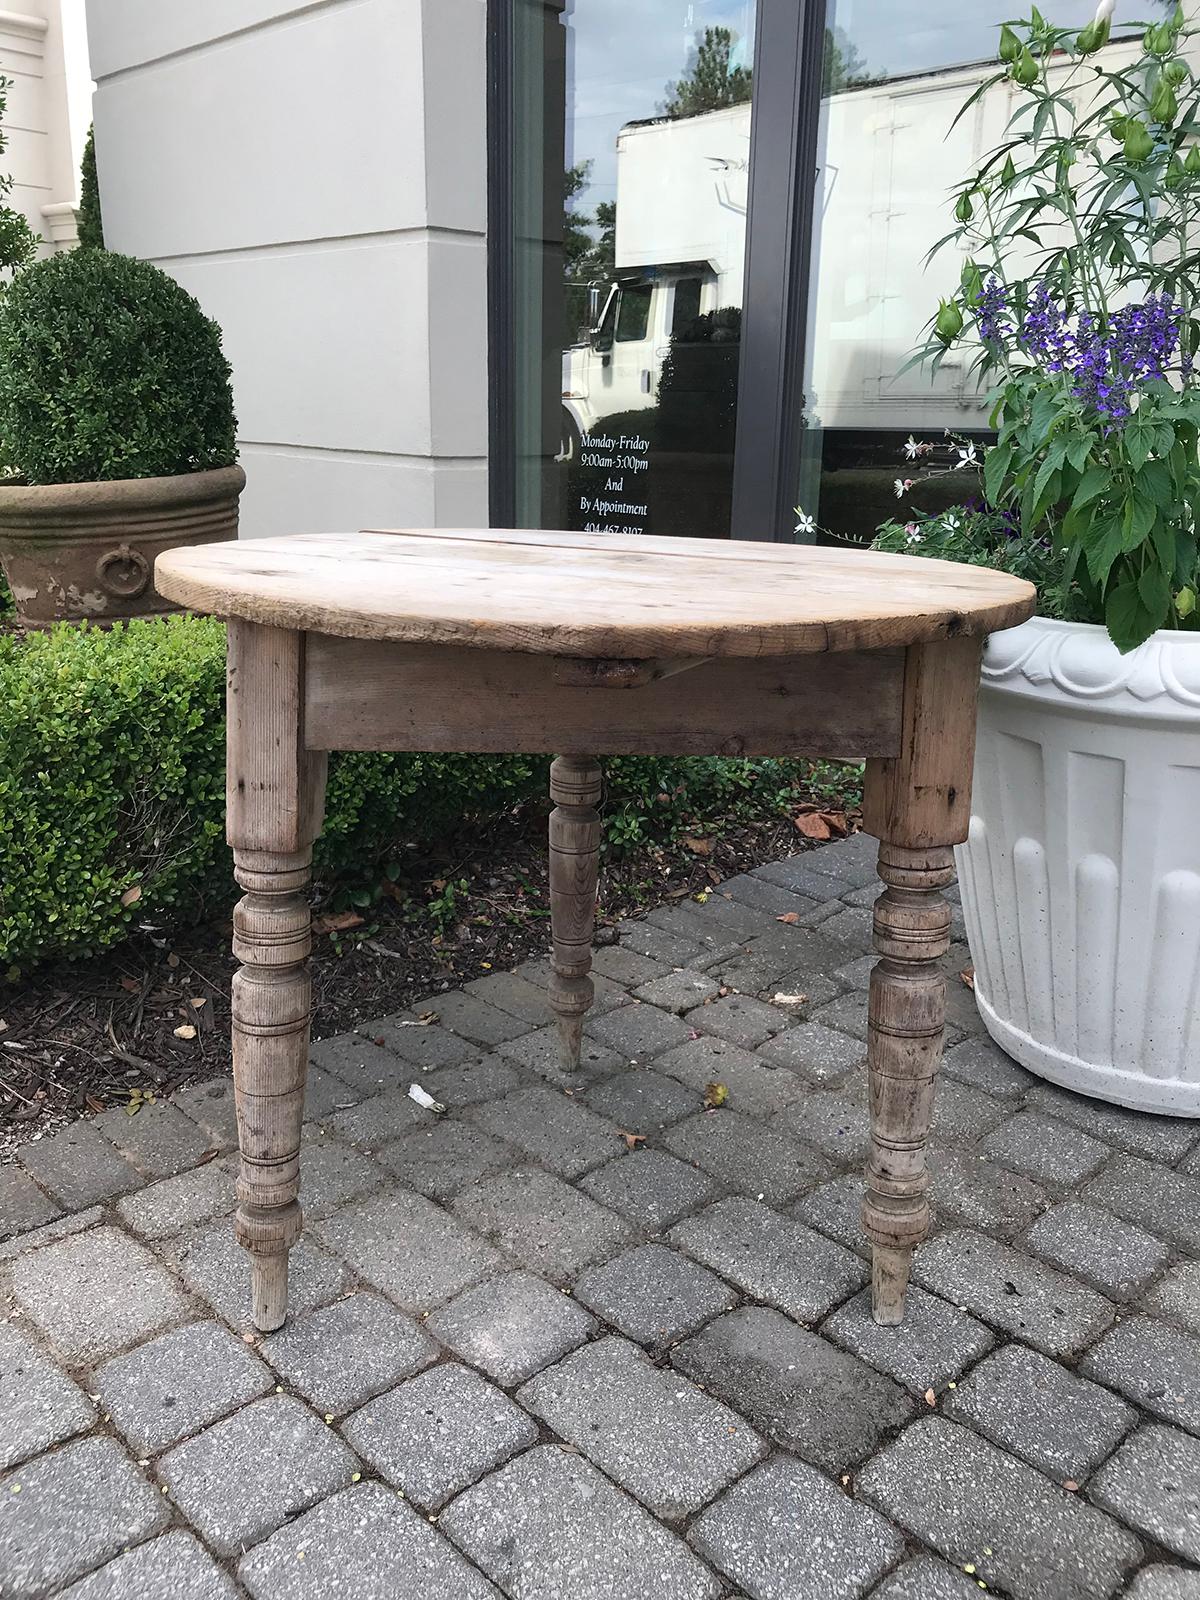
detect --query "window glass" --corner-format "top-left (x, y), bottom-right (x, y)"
top-left (512, 0), bottom-right (756, 537)
top-left (801, 1), bottom-right (1099, 546)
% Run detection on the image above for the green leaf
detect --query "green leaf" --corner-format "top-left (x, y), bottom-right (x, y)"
top-left (1084, 515), bottom-right (1125, 585)
top-left (983, 442), bottom-right (1014, 505)
top-left (1105, 580), bottom-right (1157, 653)
top-left (1072, 465), bottom-right (1112, 512)
top-left (1138, 564), bottom-right (1172, 623)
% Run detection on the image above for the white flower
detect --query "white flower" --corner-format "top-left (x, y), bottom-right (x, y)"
top-left (894, 478), bottom-right (913, 498)
top-left (904, 436), bottom-right (920, 459)
top-left (943, 513), bottom-right (961, 532)
top-left (793, 510), bottom-right (816, 537)
top-left (955, 443), bottom-right (978, 470)
top-left (1094, 0), bottom-right (1115, 24)
top-left (905, 523), bottom-right (923, 545)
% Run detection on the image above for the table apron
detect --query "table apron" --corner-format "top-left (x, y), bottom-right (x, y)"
top-left (302, 635), bottom-right (905, 759)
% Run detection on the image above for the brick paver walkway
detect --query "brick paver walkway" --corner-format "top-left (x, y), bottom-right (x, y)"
top-left (2, 833), bottom-right (1200, 1599)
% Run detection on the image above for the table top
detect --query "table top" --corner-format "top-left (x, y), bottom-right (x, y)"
top-left (155, 527), bottom-right (1035, 657)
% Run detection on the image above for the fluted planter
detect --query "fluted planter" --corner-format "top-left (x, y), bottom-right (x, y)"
top-left (0, 465), bottom-right (244, 626)
top-left (957, 614), bottom-right (1200, 1116)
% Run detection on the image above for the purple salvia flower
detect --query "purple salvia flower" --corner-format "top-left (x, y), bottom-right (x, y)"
top-left (974, 275), bottom-right (1010, 343)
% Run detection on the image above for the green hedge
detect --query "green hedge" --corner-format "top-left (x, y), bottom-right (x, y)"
top-left (0, 618), bottom-right (817, 973)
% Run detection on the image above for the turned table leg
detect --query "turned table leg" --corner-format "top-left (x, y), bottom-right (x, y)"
top-left (548, 756), bottom-right (602, 1075)
top-left (226, 621), bottom-right (327, 1332)
top-left (861, 637), bottom-right (982, 1324)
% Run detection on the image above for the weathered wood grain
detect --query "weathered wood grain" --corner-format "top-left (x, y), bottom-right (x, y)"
top-left (548, 757), bottom-right (603, 1075)
top-left (303, 638), bottom-right (905, 757)
top-left (155, 529), bottom-right (1035, 657)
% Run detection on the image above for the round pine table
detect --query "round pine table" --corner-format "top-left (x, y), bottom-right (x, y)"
top-left (156, 527), bottom-right (1035, 1333)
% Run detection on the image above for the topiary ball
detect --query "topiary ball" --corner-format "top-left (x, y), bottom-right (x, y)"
top-left (0, 249), bottom-right (238, 485)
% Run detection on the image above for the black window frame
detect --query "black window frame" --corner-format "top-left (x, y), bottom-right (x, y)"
top-left (487, 0), bottom-right (826, 541)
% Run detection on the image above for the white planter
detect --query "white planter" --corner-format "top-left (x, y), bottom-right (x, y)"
top-left (956, 614), bottom-right (1200, 1116)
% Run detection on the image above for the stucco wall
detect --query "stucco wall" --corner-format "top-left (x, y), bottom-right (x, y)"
top-left (85, 0), bottom-right (489, 538)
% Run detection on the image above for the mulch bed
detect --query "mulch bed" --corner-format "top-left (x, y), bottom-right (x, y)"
top-left (0, 789), bottom-right (861, 1154)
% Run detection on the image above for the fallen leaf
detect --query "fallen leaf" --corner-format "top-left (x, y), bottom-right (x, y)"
top-left (618, 1130), bottom-right (646, 1150)
top-left (173, 1024), bottom-right (197, 1040)
top-left (772, 992), bottom-right (809, 1007)
top-left (924, 1388), bottom-right (937, 1407)
top-left (190, 996), bottom-right (208, 1009)
top-left (960, 967), bottom-right (976, 990)
top-left (85, 1094), bottom-right (106, 1114)
top-left (119, 977), bottom-right (140, 994)
top-left (704, 1081), bottom-right (728, 1109)
top-left (821, 810), bottom-right (850, 838)
top-left (775, 912), bottom-right (800, 925)
top-left (1063, 1480), bottom-right (1079, 1492)
top-left (313, 910), bottom-right (365, 934)
top-left (120, 885), bottom-right (142, 908)
top-left (682, 836), bottom-right (713, 856)
top-left (166, 952), bottom-right (180, 969)
top-left (795, 812), bottom-right (833, 841)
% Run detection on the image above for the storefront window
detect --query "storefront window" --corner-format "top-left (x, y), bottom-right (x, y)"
top-left (802, 1), bottom-right (1099, 546)
top-left (509, 0), bottom-right (756, 537)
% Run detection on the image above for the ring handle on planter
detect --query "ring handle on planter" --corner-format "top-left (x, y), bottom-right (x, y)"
top-left (96, 543), bottom-right (151, 600)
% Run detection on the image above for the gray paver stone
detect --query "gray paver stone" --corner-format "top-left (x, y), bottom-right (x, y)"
top-left (670, 1197), bottom-right (867, 1323)
top-left (632, 969), bottom-right (720, 1013)
top-left (820, 1284), bottom-right (995, 1394)
top-left (260, 1289), bottom-right (437, 1414)
top-left (467, 1085), bottom-right (622, 1176)
top-left (421, 1054), bottom-right (530, 1107)
top-left (440, 1443), bottom-right (721, 1599)
top-left (518, 1335), bottom-right (765, 1518)
top-left (378, 1119), bottom-right (519, 1201)
top-left (296, 1134), bottom-right (386, 1217)
top-left (60, 1531), bottom-right (238, 1600)
top-left (1024, 1200), bottom-right (1172, 1302)
top-left (172, 1078), bottom-right (239, 1149)
top-left (589, 943), bottom-right (672, 986)
top-left (574, 1243), bottom-right (737, 1348)
top-left (674, 1307), bottom-right (912, 1472)
top-left (96, 1318), bottom-right (274, 1454)
top-left (753, 858), bottom-right (854, 900)
top-left (117, 1160), bottom-right (234, 1240)
top-left (1084, 1156), bottom-right (1200, 1253)
top-left (451, 1168), bottom-right (631, 1283)
top-left (92, 1099), bottom-right (216, 1180)
top-left (580, 1147), bottom-right (720, 1231)
top-left (584, 1067), bottom-right (703, 1134)
top-left (929, 1078), bottom-right (1010, 1145)
top-left (12, 1224), bottom-right (189, 1362)
top-left (869, 1555), bottom-right (990, 1599)
top-left (981, 1111), bottom-right (1110, 1186)
top-left (497, 1023), bottom-right (623, 1086)
top-left (307, 1030), bottom-right (395, 1094)
top-left (790, 1172), bottom-right (868, 1253)
top-left (588, 1000), bottom-right (693, 1061)
top-left (1081, 1316), bottom-right (1200, 1435)
top-left (517, 954), bottom-right (631, 1012)
top-left (328, 1087), bottom-right (432, 1148)
top-left (156, 1394), bottom-right (357, 1557)
top-left (344, 1361), bottom-right (537, 1510)
top-left (0, 1206), bottom-right (105, 1264)
top-left (688, 1453), bottom-right (902, 1600)
top-left (315, 1187), bottom-right (497, 1310)
top-left (362, 1011), bottom-right (478, 1069)
top-left (755, 1021), bottom-right (865, 1084)
top-left (426, 1269), bottom-right (596, 1387)
top-left (171, 1218), bottom-right (351, 1331)
top-left (859, 1416), bottom-right (1143, 1600)
top-left (466, 969), bottom-right (553, 1024)
top-left (0, 1437), bottom-right (169, 1598)
top-left (941, 1034), bottom-right (1035, 1100)
top-left (913, 1228), bottom-right (1115, 1359)
top-left (686, 992), bottom-right (790, 1048)
top-left (945, 1342), bottom-right (1136, 1480)
top-left (665, 1110), bottom-right (831, 1205)
top-left (0, 1319), bottom-right (94, 1470)
top-left (716, 872), bottom-right (823, 918)
top-left (1125, 1565), bottom-right (1200, 1598)
top-left (616, 917), bottom-right (709, 969)
top-left (303, 1063), bottom-right (363, 1122)
top-left (1026, 1084), bottom-right (1200, 1163)
top-left (418, 989), bottom-right (532, 1047)
top-left (782, 1088), bottom-right (868, 1164)
top-left (928, 1148), bottom-right (1049, 1239)
top-left (1089, 1424), bottom-right (1200, 1563)
top-left (18, 1122), bottom-right (140, 1209)
top-left (1147, 1261), bottom-right (1200, 1334)
top-left (238, 1481), bottom-right (500, 1600)
top-left (0, 1167), bottom-right (60, 1241)
top-left (655, 1035), bottom-right (808, 1116)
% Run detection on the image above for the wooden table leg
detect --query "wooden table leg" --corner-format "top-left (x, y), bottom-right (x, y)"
top-left (226, 621), bottom-right (327, 1332)
top-left (548, 755), bottom-right (602, 1075)
top-left (861, 637), bottom-right (982, 1324)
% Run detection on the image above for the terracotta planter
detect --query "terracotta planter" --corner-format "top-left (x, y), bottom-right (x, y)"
top-left (957, 614), bottom-right (1200, 1116)
top-left (0, 465), bottom-right (245, 625)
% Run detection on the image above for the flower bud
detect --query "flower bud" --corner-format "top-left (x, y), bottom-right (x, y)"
top-left (1013, 46), bottom-right (1039, 86)
top-left (999, 23), bottom-right (1021, 62)
top-left (1165, 59), bottom-right (1189, 86)
top-left (935, 299), bottom-right (964, 346)
top-left (1123, 119), bottom-right (1154, 162)
top-left (1151, 78), bottom-right (1179, 125)
top-left (1001, 153), bottom-right (1018, 186)
top-left (960, 258), bottom-right (983, 298)
top-left (955, 191), bottom-right (974, 222)
top-left (1146, 21), bottom-right (1173, 55)
top-left (1166, 152), bottom-right (1186, 188)
top-left (1186, 145), bottom-right (1200, 176)
top-left (1177, 585), bottom-right (1196, 619)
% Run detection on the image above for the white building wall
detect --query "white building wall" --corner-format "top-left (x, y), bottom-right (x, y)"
top-left (2, 0), bottom-right (90, 253)
top-left (85, 0), bottom-right (489, 538)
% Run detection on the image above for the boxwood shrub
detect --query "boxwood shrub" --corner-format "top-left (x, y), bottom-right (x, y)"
top-left (0, 618), bottom-right (819, 973)
top-left (0, 250), bottom-right (237, 485)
